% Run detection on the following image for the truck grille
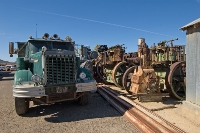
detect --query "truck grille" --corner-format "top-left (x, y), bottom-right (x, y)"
top-left (45, 55), bottom-right (76, 85)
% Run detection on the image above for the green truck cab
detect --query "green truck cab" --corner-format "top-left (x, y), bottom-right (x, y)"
top-left (9, 33), bottom-right (97, 115)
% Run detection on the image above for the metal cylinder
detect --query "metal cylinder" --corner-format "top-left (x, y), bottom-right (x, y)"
top-left (9, 42), bottom-right (14, 54)
top-left (90, 51), bottom-right (98, 59)
top-left (138, 38), bottom-right (145, 46)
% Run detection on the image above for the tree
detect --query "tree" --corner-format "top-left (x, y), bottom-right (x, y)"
top-left (93, 44), bottom-right (100, 51)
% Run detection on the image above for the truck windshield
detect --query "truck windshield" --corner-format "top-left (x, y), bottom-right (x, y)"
top-left (29, 41), bottom-right (73, 54)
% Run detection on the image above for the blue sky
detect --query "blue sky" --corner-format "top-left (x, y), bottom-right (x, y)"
top-left (0, 0), bottom-right (200, 62)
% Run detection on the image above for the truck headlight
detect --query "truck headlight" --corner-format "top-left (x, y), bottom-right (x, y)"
top-left (79, 72), bottom-right (86, 79)
top-left (31, 74), bottom-right (41, 82)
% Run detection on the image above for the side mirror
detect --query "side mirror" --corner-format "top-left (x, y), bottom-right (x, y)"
top-left (9, 42), bottom-right (14, 57)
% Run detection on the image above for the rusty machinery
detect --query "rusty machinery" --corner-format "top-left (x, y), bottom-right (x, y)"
top-left (78, 45), bottom-right (99, 77)
top-left (94, 44), bottom-right (139, 88)
top-left (122, 38), bottom-right (186, 100)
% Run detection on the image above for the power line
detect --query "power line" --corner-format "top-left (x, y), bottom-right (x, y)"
top-left (19, 8), bottom-right (181, 38)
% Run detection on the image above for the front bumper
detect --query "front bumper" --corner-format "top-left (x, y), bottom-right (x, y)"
top-left (13, 80), bottom-right (97, 98)
top-left (13, 82), bottom-right (46, 98)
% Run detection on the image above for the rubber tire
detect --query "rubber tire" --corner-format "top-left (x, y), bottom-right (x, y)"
top-left (15, 97), bottom-right (29, 115)
top-left (78, 92), bottom-right (89, 106)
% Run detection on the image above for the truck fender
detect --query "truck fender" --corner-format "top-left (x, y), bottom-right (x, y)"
top-left (14, 70), bottom-right (33, 85)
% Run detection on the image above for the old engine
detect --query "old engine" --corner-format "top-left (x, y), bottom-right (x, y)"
top-left (123, 38), bottom-right (186, 101)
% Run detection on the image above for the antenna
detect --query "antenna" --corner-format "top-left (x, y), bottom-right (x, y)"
top-left (36, 24), bottom-right (37, 38)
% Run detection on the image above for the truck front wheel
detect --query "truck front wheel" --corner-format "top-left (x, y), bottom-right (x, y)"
top-left (78, 92), bottom-right (89, 106)
top-left (15, 97), bottom-right (29, 115)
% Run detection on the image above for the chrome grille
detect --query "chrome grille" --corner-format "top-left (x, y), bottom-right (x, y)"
top-left (45, 55), bottom-right (76, 85)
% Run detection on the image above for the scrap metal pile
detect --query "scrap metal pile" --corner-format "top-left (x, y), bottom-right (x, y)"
top-left (93, 44), bottom-right (140, 88)
top-left (91, 38), bottom-right (186, 101)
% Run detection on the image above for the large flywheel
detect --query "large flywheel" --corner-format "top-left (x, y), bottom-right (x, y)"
top-left (122, 66), bottom-right (135, 94)
top-left (112, 62), bottom-right (128, 89)
top-left (95, 59), bottom-right (105, 82)
top-left (167, 61), bottom-right (186, 100)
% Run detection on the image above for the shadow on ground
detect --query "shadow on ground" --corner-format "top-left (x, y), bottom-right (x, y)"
top-left (22, 92), bottom-right (121, 123)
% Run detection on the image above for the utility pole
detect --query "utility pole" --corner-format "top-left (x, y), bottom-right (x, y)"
top-left (36, 24), bottom-right (37, 38)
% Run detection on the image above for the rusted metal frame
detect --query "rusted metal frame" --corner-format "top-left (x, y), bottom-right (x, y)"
top-left (100, 86), bottom-right (173, 133)
top-left (102, 86), bottom-right (186, 133)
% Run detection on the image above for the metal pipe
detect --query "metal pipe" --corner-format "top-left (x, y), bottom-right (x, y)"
top-left (97, 87), bottom-right (155, 133)
top-left (98, 86), bottom-right (186, 133)
top-left (97, 86), bottom-right (184, 133)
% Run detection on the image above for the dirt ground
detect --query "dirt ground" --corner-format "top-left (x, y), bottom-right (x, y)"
top-left (0, 72), bottom-right (140, 133)
top-left (1, 71), bottom-right (200, 133)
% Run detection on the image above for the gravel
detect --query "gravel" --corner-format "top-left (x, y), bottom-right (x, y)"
top-left (0, 72), bottom-right (140, 133)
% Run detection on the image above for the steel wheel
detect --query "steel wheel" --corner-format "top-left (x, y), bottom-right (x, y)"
top-left (112, 62), bottom-right (128, 89)
top-left (96, 59), bottom-right (105, 82)
top-left (168, 62), bottom-right (186, 100)
top-left (122, 66), bottom-right (135, 94)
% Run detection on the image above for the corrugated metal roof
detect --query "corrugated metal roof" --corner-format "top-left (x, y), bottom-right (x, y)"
top-left (180, 18), bottom-right (200, 31)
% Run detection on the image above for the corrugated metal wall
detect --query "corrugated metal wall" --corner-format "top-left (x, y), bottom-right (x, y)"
top-left (186, 26), bottom-right (200, 105)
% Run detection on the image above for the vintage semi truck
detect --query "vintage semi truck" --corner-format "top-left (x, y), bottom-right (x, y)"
top-left (9, 33), bottom-right (97, 115)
